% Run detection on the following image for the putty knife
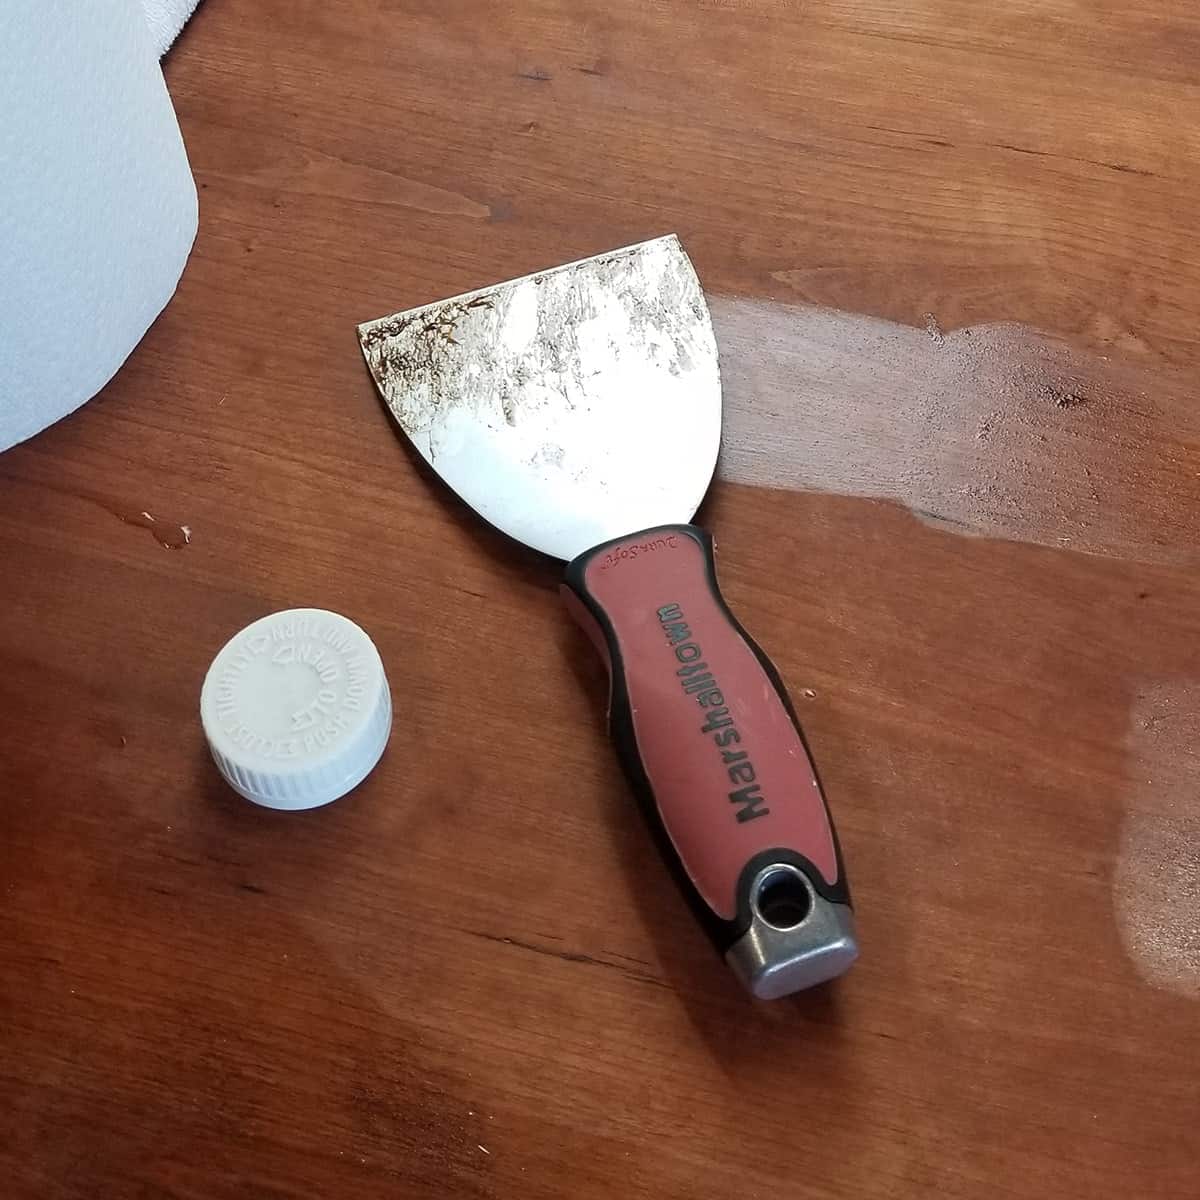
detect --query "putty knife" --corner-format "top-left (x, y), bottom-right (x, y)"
top-left (358, 235), bottom-right (856, 998)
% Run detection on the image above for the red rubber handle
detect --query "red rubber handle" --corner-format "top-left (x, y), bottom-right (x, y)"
top-left (562, 524), bottom-right (850, 950)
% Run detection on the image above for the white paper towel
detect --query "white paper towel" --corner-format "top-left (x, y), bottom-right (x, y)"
top-left (142, 0), bottom-right (202, 57)
top-left (0, 0), bottom-right (198, 451)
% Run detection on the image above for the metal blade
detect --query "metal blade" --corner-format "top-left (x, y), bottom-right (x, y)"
top-left (357, 234), bottom-right (722, 561)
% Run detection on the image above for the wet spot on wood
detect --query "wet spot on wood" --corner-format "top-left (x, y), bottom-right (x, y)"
top-left (108, 506), bottom-right (192, 549)
top-left (1116, 683), bottom-right (1200, 998)
top-left (713, 298), bottom-right (1200, 567)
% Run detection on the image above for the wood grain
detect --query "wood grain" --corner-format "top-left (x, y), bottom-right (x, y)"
top-left (3, 1), bottom-right (1199, 1196)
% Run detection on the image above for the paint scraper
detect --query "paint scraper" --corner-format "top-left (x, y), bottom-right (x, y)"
top-left (357, 234), bottom-right (857, 999)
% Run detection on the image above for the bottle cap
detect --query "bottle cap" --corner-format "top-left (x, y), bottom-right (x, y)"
top-left (200, 608), bottom-right (392, 810)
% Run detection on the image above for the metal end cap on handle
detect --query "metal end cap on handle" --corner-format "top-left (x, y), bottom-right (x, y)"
top-left (724, 863), bottom-right (859, 1000)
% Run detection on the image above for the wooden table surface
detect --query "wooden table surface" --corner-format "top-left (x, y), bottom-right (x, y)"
top-left (3, 2), bottom-right (1199, 1196)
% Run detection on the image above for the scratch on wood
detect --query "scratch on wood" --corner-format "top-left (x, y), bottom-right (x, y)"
top-left (994, 142), bottom-right (1154, 177)
top-left (464, 930), bottom-right (668, 989)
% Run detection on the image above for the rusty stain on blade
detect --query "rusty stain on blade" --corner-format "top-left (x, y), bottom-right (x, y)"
top-left (355, 235), bottom-right (723, 560)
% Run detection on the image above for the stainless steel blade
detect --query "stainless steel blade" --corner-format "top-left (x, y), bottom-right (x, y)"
top-left (357, 234), bottom-right (722, 561)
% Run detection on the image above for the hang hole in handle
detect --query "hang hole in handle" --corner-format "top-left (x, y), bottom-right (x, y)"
top-left (753, 866), bottom-right (813, 931)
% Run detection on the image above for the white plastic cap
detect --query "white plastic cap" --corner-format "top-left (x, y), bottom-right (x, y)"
top-left (200, 608), bottom-right (392, 810)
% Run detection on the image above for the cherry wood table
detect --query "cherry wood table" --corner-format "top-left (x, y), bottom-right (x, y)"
top-left (3, 2), bottom-right (1199, 1196)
